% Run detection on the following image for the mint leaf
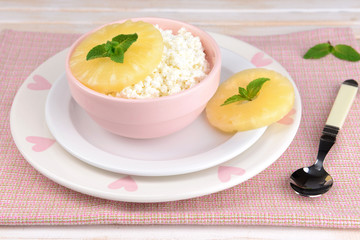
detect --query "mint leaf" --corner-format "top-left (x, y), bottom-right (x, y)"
top-left (332, 44), bottom-right (360, 62)
top-left (86, 33), bottom-right (138, 63)
top-left (110, 51), bottom-right (124, 63)
top-left (221, 95), bottom-right (248, 106)
top-left (246, 77), bottom-right (270, 99)
top-left (86, 44), bottom-right (110, 60)
top-left (112, 33), bottom-right (138, 53)
top-left (303, 43), bottom-right (332, 59)
top-left (238, 87), bottom-right (249, 100)
top-left (221, 77), bottom-right (270, 106)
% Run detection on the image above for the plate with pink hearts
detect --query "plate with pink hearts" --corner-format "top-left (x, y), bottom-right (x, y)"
top-left (10, 32), bottom-right (301, 202)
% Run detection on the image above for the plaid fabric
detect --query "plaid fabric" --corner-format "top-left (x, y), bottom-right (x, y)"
top-left (0, 28), bottom-right (359, 227)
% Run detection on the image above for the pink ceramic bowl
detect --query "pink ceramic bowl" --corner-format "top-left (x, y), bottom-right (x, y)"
top-left (66, 17), bottom-right (221, 139)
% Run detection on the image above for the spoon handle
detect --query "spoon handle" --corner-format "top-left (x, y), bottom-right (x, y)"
top-left (325, 79), bottom-right (358, 129)
top-left (316, 79), bottom-right (358, 168)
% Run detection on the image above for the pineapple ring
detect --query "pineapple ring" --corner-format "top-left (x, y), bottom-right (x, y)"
top-left (69, 20), bottom-right (164, 94)
top-left (206, 68), bottom-right (295, 132)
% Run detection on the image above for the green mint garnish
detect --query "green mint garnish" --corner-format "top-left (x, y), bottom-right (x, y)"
top-left (303, 41), bottom-right (360, 62)
top-left (221, 77), bottom-right (270, 106)
top-left (86, 33), bottom-right (138, 63)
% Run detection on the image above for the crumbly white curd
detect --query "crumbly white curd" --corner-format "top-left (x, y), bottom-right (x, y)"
top-left (117, 27), bottom-right (210, 99)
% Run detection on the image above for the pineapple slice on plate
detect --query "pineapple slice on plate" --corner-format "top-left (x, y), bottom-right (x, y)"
top-left (206, 68), bottom-right (295, 132)
top-left (69, 20), bottom-right (164, 94)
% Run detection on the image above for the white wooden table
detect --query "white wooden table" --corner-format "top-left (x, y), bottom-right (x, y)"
top-left (1, 0), bottom-right (360, 239)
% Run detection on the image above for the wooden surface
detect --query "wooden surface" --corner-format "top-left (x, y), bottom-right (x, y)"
top-left (1, 0), bottom-right (360, 239)
top-left (2, 0), bottom-right (360, 38)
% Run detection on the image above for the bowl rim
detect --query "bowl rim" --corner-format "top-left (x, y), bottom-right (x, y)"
top-left (66, 17), bottom-right (221, 103)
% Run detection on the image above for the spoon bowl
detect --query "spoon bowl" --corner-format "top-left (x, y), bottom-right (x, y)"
top-left (290, 164), bottom-right (334, 197)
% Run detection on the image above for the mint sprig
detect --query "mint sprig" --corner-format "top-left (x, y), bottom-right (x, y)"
top-left (221, 78), bottom-right (270, 106)
top-left (304, 41), bottom-right (360, 62)
top-left (86, 33), bottom-right (138, 63)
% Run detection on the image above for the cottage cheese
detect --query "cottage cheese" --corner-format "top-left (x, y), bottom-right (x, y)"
top-left (117, 27), bottom-right (210, 99)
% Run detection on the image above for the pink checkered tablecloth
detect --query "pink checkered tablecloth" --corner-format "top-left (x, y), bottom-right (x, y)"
top-left (1, 28), bottom-right (359, 227)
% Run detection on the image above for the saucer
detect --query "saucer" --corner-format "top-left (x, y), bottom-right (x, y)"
top-left (45, 48), bottom-right (266, 176)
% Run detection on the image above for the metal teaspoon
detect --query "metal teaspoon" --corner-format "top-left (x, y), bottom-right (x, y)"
top-left (290, 79), bottom-right (358, 197)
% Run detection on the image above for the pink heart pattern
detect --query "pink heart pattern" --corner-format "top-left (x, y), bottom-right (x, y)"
top-left (108, 176), bottom-right (138, 192)
top-left (25, 136), bottom-right (56, 152)
top-left (218, 166), bottom-right (246, 182)
top-left (251, 52), bottom-right (273, 67)
top-left (277, 108), bottom-right (296, 125)
top-left (27, 75), bottom-right (52, 90)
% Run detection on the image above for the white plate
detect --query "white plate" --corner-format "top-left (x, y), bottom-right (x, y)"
top-left (45, 48), bottom-right (266, 176)
top-left (10, 32), bottom-right (301, 202)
